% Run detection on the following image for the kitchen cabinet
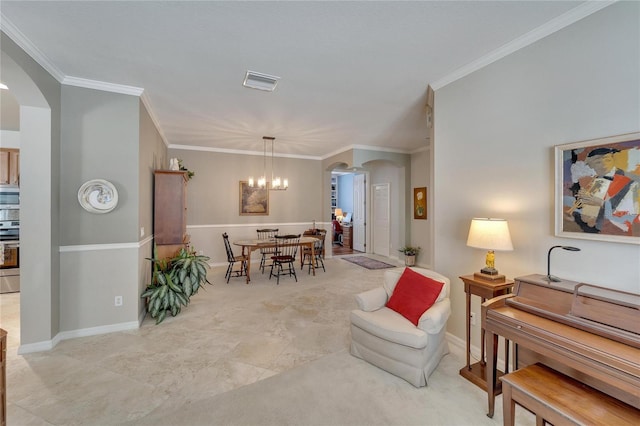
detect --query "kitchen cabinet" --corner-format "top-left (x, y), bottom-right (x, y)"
top-left (154, 170), bottom-right (189, 259)
top-left (0, 149), bottom-right (19, 186)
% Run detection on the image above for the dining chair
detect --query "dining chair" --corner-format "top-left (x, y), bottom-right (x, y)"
top-left (222, 232), bottom-right (248, 283)
top-left (256, 228), bottom-right (279, 273)
top-left (269, 234), bottom-right (301, 284)
top-left (301, 229), bottom-right (326, 273)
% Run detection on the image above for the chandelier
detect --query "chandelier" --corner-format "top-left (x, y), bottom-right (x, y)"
top-left (248, 136), bottom-right (288, 191)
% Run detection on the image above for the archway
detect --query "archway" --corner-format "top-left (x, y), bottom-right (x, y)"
top-left (1, 49), bottom-right (57, 352)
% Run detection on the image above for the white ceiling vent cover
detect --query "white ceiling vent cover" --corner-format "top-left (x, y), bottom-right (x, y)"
top-left (243, 70), bottom-right (280, 92)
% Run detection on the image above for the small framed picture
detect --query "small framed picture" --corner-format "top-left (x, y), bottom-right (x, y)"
top-left (239, 181), bottom-right (269, 216)
top-left (414, 187), bottom-right (427, 220)
top-left (555, 132), bottom-right (640, 244)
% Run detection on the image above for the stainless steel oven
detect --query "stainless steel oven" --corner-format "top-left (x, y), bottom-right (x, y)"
top-left (0, 186), bottom-right (19, 293)
top-left (0, 242), bottom-right (19, 293)
top-left (0, 186), bottom-right (19, 206)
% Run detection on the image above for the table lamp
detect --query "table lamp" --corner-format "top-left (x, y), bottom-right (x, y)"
top-left (335, 208), bottom-right (343, 222)
top-left (466, 218), bottom-right (513, 281)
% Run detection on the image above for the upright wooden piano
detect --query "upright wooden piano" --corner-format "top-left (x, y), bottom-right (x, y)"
top-left (482, 274), bottom-right (640, 418)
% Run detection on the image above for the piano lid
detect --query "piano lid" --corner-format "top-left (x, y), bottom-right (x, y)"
top-left (508, 274), bottom-right (640, 348)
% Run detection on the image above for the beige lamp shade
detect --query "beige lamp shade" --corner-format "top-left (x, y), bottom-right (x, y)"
top-left (466, 218), bottom-right (513, 251)
top-left (467, 218), bottom-right (513, 279)
top-left (335, 208), bottom-right (343, 219)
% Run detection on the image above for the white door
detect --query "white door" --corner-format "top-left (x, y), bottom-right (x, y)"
top-left (372, 183), bottom-right (390, 257)
top-left (353, 173), bottom-right (366, 252)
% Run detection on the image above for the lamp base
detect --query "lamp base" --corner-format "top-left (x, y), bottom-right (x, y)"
top-left (481, 266), bottom-right (499, 275)
top-left (474, 271), bottom-right (506, 282)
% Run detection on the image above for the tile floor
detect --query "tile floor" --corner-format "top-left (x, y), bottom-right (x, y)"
top-left (1, 256), bottom-right (529, 425)
top-left (1, 256), bottom-right (397, 424)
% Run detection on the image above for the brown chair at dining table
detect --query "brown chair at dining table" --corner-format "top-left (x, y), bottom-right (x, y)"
top-left (301, 229), bottom-right (326, 273)
top-left (257, 228), bottom-right (279, 274)
top-left (269, 234), bottom-right (301, 284)
top-left (222, 232), bottom-right (248, 283)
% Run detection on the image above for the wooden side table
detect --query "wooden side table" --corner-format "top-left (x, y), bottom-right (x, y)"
top-left (459, 274), bottom-right (514, 393)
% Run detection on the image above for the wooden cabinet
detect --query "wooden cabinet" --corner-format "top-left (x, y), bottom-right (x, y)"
top-left (342, 224), bottom-right (353, 249)
top-left (154, 170), bottom-right (188, 259)
top-left (1, 328), bottom-right (6, 426)
top-left (0, 149), bottom-right (19, 186)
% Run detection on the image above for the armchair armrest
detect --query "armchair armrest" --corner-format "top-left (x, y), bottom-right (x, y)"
top-left (354, 287), bottom-right (388, 312)
top-left (417, 299), bottom-right (451, 334)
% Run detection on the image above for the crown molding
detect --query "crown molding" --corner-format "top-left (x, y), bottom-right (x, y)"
top-left (62, 76), bottom-right (144, 96)
top-left (140, 91), bottom-right (169, 147)
top-left (321, 143), bottom-right (413, 160)
top-left (0, 13), bottom-right (65, 82)
top-left (431, 0), bottom-right (617, 90)
top-left (168, 143), bottom-right (322, 161)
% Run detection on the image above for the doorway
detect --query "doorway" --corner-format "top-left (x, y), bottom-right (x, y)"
top-left (331, 171), bottom-right (365, 256)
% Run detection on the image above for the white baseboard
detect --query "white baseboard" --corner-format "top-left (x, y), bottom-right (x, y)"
top-left (446, 331), bottom-right (509, 372)
top-left (18, 321), bottom-right (139, 354)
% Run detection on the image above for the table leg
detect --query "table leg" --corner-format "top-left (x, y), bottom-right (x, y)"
top-left (465, 291), bottom-right (471, 370)
top-left (310, 242), bottom-right (316, 276)
top-left (486, 330), bottom-right (498, 418)
top-left (245, 248), bottom-right (252, 284)
top-left (480, 297), bottom-right (486, 365)
top-left (504, 338), bottom-right (510, 374)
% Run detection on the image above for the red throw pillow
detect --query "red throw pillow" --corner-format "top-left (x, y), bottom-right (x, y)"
top-left (386, 268), bottom-right (444, 326)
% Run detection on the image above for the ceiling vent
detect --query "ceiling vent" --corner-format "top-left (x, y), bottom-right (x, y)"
top-left (243, 70), bottom-right (280, 92)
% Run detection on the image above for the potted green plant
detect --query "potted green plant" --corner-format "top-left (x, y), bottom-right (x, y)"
top-left (141, 246), bottom-right (211, 324)
top-left (398, 246), bottom-right (421, 266)
top-left (177, 159), bottom-right (195, 180)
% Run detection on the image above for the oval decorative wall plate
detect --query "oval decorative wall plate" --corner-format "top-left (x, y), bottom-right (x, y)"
top-left (77, 179), bottom-right (118, 214)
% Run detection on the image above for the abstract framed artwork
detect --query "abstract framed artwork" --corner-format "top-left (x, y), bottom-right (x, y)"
top-left (555, 132), bottom-right (640, 244)
top-left (414, 187), bottom-right (427, 220)
top-left (239, 181), bottom-right (269, 216)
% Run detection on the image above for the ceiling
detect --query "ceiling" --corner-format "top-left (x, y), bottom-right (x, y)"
top-left (0, 1), bottom-right (601, 158)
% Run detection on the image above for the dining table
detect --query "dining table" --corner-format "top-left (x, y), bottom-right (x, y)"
top-left (233, 235), bottom-right (321, 284)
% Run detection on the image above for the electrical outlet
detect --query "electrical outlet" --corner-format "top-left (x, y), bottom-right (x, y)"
top-left (140, 227), bottom-right (145, 237)
top-left (470, 312), bottom-right (477, 326)
top-left (115, 296), bottom-right (123, 306)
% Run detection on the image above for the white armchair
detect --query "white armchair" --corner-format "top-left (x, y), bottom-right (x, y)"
top-left (350, 267), bottom-right (451, 387)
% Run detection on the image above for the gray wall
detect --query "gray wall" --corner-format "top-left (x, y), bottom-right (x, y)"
top-left (167, 148), bottom-right (323, 263)
top-left (433, 2), bottom-right (640, 348)
top-left (60, 86), bottom-right (140, 245)
top-left (410, 149), bottom-right (431, 267)
top-left (58, 86), bottom-right (146, 332)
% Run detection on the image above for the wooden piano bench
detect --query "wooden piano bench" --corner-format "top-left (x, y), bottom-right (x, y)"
top-left (500, 363), bottom-right (640, 426)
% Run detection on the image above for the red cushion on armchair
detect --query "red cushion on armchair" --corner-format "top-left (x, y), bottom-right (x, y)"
top-left (386, 268), bottom-right (444, 326)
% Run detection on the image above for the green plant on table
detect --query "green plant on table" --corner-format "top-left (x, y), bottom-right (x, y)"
top-left (141, 246), bottom-right (211, 324)
top-left (398, 246), bottom-right (421, 256)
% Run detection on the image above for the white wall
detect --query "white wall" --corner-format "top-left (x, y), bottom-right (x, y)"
top-left (434, 2), bottom-right (640, 346)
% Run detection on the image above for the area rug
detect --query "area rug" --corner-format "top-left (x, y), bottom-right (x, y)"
top-left (342, 256), bottom-right (396, 270)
